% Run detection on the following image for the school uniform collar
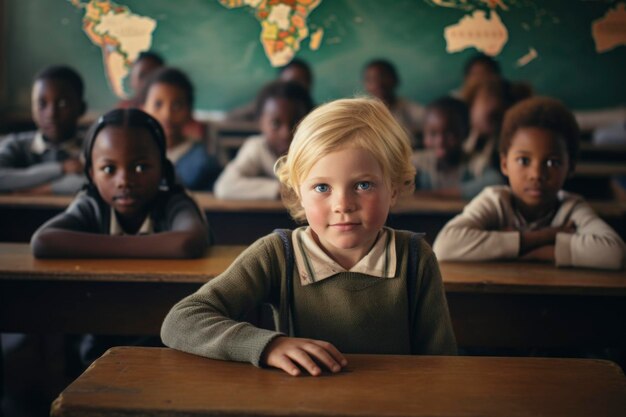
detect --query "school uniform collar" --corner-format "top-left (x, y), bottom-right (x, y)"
top-left (109, 210), bottom-right (154, 236)
top-left (292, 226), bottom-right (397, 286)
top-left (31, 132), bottom-right (82, 156)
top-left (166, 139), bottom-right (195, 164)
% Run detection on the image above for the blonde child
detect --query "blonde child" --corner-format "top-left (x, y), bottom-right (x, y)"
top-left (214, 81), bottom-right (313, 200)
top-left (434, 97), bottom-right (625, 270)
top-left (31, 108), bottom-right (210, 258)
top-left (161, 98), bottom-right (457, 376)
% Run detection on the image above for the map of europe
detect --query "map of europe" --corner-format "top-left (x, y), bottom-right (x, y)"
top-left (68, 0), bottom-right (626, 99)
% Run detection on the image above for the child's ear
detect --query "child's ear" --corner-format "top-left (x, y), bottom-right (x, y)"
top-left (499, 152), bottom-right (509, 177)
top-left (389, 186), bottom-right (399, 206)
top-left (88, 166), bottom-right (94, 181)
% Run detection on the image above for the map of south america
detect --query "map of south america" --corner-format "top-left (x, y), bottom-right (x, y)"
top-left (69, 0), bottom-right (156, 98)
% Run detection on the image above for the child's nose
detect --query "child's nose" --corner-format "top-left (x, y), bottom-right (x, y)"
top-left (116, 169), bottom-right (133, 188)
top-left (333, 190), bottom-right (357, 213)
top-left (529, 162), bottom-right (547, 180)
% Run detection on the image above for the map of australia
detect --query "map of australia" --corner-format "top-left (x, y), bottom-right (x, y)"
top-left (443, 10), bottom-right (508, 56)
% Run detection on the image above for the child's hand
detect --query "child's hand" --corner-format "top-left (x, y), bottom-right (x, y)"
top-left (261, 336), bottom-right (347, 377)
top-left (520, 245), bottom-right (555, 262)
top-left (520, 221), bottom-right (576, 255)
top-left (62, 158), bottom-right (83, 174)
top-left (556, 220), bottom-right (576, 235)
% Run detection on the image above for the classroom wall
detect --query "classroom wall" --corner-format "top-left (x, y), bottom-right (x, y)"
top-left (2, 0), bottom-right (625, 117)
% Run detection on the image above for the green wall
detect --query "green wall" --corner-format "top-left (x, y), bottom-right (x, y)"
top-left (3, 0), bottom-right (625, 116)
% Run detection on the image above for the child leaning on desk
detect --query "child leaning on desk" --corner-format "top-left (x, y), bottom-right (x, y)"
top-left (433, 97), bottom-right (626, 270)
top-left (30, 108), bottom-right (210, 259)
top-left (0, 66), bottom-right (87, 195)
top-left (161, 97), bottom-right (457, 377)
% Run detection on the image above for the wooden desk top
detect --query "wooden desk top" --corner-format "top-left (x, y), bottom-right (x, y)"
top-left (0, 243), bottom-right (245, 283)
top-left (576, 162), bottom-right (626, 177)
top-left (51, 347), bottom-right (626, 417)
top-left (1, 243), bottom-right (625, 295)
top-left (439, 261), bottom-right (626, 296)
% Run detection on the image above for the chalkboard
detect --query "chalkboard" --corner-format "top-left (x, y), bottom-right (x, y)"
top-left (2, 0), bottom-right (625, 116)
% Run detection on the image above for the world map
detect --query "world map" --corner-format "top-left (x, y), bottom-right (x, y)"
top-left (68, 0), bottom-right (626, 99)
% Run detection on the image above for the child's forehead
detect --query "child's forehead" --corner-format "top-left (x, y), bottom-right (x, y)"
top-left (262, 96), bottom-right (306, 116)
top-left (94, 125), bottom-right (160, 154)
top-left (33, 78), bottom-right (80, 99)
top-left (510, 126), bottom-right (567, 151)
top-left (147, 82), bottom-right (188, 99)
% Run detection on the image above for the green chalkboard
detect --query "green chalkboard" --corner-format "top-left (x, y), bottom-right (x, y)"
top-left (2, 0), bottom-right (625, 116)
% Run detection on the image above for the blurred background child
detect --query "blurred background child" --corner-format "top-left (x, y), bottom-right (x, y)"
top-left (117, 51), bottom-right (165, 109)
top-left (0, 65), bottom-right (87, 195)
top-left (226, 59), bottom-right (314, 122)
top-left (214, 81), bottom-right (313, 200)
top-left (142, 67), bottom-right (221, 191)
top-left (362, 59), bottom-right (424, 145)
top-left (463, 77), bottom-right (529, 179)
top-left (412, 96), bottom-right (503, 199)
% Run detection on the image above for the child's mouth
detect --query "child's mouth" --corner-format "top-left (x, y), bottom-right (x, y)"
top-left (114, 194), bottom-right (140, 206)
top-left (331, 223), bottom-right (360, 231)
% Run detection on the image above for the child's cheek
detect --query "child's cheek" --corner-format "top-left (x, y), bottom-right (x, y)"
top-left (303, 199), bottom-right (328, 230)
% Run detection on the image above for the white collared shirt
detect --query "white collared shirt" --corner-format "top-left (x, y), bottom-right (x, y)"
top-left (292, 226), bottom-right (397, 286)
top-left (30, 132), bottom-right (82, 157)
top-left (109, 210), bottom-right (154, 235)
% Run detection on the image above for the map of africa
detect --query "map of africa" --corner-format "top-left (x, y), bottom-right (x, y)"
top-left (68, 0), bottom-right (626, 99)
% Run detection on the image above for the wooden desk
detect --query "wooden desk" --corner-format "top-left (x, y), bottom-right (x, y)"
top-left (0, 193), bottom-right (298, 244)
top-left (576, 162), bottom-right (626, 178)
top-left (1, 243), bottom-right (625, 349)
top-left (441, 262), bottom-right (626, 348)
top-left (51, 347), bottom-right (626, 417)
top-left (579, 142), bottom-right (626, 163)
top-left (0, 244), bottom-right (245, 335)
top-left (1, 193), bottom-right (625, 244)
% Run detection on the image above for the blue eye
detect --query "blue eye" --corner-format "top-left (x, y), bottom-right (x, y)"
top-left (314, 184), bottom-right (329, 193)
top-left (356, 181), bottom-right (372, 191)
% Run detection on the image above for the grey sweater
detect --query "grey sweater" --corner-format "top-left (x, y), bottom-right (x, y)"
top-left (161, 230), bottom-right (457, 367)
top-left (0, 131), bottom-right (84, 194)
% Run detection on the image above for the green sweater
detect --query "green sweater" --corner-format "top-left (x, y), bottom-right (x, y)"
top-left (161, 230), bottom-right (457, 366)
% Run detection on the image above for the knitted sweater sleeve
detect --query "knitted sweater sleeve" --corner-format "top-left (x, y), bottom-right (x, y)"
top-left (0, 135), bottom-right (63, 191)
top-left (161, 234), bottom-right (285, 366)
top-left (433, 187), bottom-right (519, 261)
top-left (213, 138), bottom-right (280, 200)
top-left (555, 200), bottom-right (625, 270)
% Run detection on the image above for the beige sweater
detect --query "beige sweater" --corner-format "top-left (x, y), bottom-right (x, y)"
top-left (433, 185), bottom-right (625, 270)
top-left (161, 230), bottom-right (457, 367)
top-left (213, 136), bottom-right (280, 200)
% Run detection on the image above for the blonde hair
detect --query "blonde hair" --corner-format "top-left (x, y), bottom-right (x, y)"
top-left (275, 97), bottom-right (415, 223)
